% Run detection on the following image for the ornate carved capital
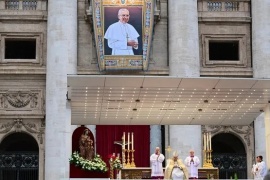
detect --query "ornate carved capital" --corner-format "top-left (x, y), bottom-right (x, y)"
top-left (0, 119), bottom-right (44, 144)
top-left (202, 125), bottom-right (252, 146)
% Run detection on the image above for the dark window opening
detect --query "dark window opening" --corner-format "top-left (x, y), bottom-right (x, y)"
top-left (209, 41), bottom-right (239, 61)
top-left (0, 132), bottom-right (39, 180)
top-left (5, 39), bottom-right (36, 59)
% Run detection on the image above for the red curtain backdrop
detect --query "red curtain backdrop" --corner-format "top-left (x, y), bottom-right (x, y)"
top-left (96, 125), bottom-right (150, 167)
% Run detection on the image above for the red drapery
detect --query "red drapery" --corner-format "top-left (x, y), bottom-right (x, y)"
top-left (96, 125), bottom-right (150, 167)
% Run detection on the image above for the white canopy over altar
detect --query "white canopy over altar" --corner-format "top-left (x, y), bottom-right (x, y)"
top-left (67, 75), bottom-right (270, 126)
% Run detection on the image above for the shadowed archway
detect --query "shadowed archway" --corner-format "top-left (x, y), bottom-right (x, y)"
top-left (0, 132), bottom-right (39, 180)
top-left (212, 133), bottom-right (247, 179)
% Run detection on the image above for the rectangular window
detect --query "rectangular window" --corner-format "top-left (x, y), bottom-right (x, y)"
top-left (5, 39), bottom-right (36, 59)
top-left (0, 33), bottom-right (43, 65)
top-left (209, 41), bottom-right (239, 61)
top-left (201, 34), bottom-right (247, 67)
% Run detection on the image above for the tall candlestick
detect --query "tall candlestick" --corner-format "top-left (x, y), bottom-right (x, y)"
top-left (123, 132), bottom-right (125, 148)
top-left (206, 132), bottom-right (208, 150)
top-left (203, 133), bottom-right (206, 150)
top-left (208, 132), bottom-right (211, 150)
top-left (132, 132), bottom-right (134, 150)
top-left (128, 132), bottom-right (130, 150)
top-left (209, 132), bottom-right (212, 150)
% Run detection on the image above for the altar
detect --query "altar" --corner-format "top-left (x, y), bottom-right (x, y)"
top-left (120, 167), bottom-right (152, 179)
top-left (120, 167), bottom-right (219, 179)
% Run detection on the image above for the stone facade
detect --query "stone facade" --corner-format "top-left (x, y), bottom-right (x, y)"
top-left (0, 0), bottom-right (269, 179)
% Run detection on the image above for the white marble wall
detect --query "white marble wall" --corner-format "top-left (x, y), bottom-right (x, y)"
top-left (264, 105), bottom-right (270, 168)
top-left (252, 0), bottom-right (270, 78)
top-left (168, 0), bottom-right (200, 77)
top-left (150, 125), bottom-right (162, 155)
top-left (254, 113), bottom-right (266, 162)
top-left (167, 0), bottom-right (202, 165)
top-left (252, 0), bottom-right (270, 168)
top-left (169, 125), bottom-right (202, 164)
top-left (45, 0), bottom-right (77, 179)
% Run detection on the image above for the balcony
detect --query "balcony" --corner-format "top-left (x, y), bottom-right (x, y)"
top-left (0, 0), bottom-right (47, 20)
top-left (198, 0), bottom-right (251, 22)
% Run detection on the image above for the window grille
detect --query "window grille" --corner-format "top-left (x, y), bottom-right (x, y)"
top-left (207, 2), bottom-right (222, 11)
top-left (5, 0), bottom-right (19, 10)
top-left (23, 0), bottom-right (37, 10)
top-left (225, 2), bottom-right (239, 11)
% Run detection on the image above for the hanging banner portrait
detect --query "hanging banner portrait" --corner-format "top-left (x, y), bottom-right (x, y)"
top-left (92, 0), bottom-right (154, 71)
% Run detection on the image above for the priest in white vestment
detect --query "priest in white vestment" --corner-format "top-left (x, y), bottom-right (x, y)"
top-left (252, 155), bottom-right (267, 180)
top-left (184, 150), bottom-right (200, 179)
top-left (150, 147), bottom-right (165, 179)
top-left (104, 8), bottom-right (139, 55)
top-left (165, 151), bottom-right (189, 180)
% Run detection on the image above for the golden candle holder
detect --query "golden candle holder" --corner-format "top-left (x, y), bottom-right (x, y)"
top-left (203, 150), bottom-right (214, 168)
top-left (130, 149), bottom-right (136, 167)
top-left (122, 148), bottom-right (126, 168)
top-left (125, 149), bottom-right (131, 167)
top-left (109, 158), bottom-right (114, 179)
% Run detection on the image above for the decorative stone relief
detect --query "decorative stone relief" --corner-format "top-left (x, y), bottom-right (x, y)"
top-left (202, 125), bottom-right (252, 147)
top-left (0, 91), bottom-right (38, 108)
top-left (0, 119), bottom-right (45, 144)
top-left (0, 90), bottom-right (43, 114)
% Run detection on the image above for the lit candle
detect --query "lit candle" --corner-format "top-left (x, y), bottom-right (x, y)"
top-left (123, 132), bottom-right (125, 149)
top-left (210, 132), bottom-right (212, 150)
top-left (203, 133), bottom-right (206, 150)
top-left (208, 132), bottom-right (210, 150)
top-left (128, 132), bottom-right (130, 150)
top-left (132, 132), bottom-right (134, 150)
top-left (206, 132), bottom-right (208, 150)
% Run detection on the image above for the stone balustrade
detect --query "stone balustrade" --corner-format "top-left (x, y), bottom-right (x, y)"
top-left (0, 0), bottom-right (47, 10)
top-left (198, 0), bottom-right (250, 12)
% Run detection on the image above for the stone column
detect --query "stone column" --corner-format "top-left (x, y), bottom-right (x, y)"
top-left (168, 0), bottom-right (200, 76)
top-left (45, 0), bottom-right (77, 179)
top-left (252, 0), bottom-right (270, 78)
top-left (252, 0), bottom-right (270, 166)
top-left (168, 0), bottom-right (202, 163)
top-left (150, 125), bottom-right (162, 155)
top-left (264, 105), bottom-right (270, 168)
top-left (254, 114), bottom-right (266, 162)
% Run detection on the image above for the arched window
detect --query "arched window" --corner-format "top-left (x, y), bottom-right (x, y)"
top-left (0, 132), bottom-right (39, 180)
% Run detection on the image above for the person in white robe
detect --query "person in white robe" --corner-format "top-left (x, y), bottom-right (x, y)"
top-left (104, 8), bottom-right (139, 55)
top-left (150, 147), bottom-right (165, 179)
top-left (184, 149), bottom-right (200, 179)
top-left (252, 155), bottom-right (267, 180)
top-left (165, 151), bottom-right (189, 180)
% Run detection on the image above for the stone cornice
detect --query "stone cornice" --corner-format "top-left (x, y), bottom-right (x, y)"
top-left (0, 11), bottom-right (47, 21)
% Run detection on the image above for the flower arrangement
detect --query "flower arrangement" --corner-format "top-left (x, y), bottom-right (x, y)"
top-left (69, 151), bottom-right (108, 172)
top-left (113, 157), bottom-right (122, 170)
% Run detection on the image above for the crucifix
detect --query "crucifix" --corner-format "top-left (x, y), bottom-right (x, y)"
top-left (114, 135), bottom-right (129, 167)
top-left (114, 132), bottom-right (136, 168)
